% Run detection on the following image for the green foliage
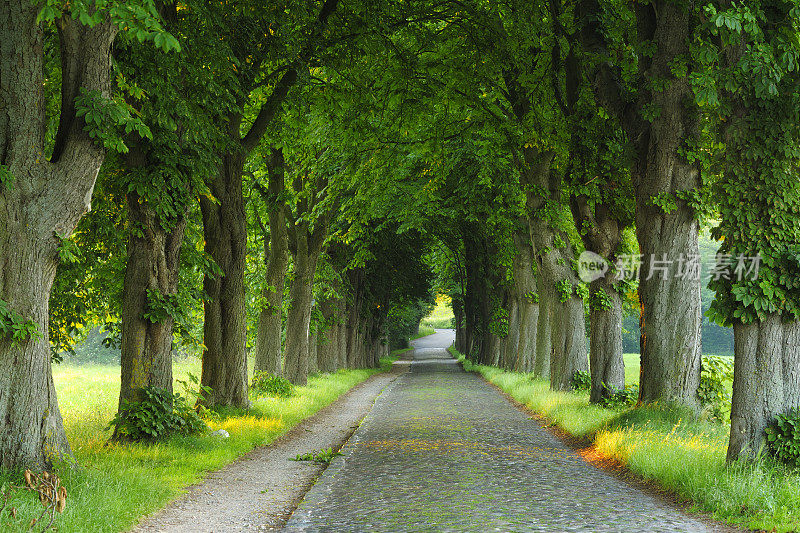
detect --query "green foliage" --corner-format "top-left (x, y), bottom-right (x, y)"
top-left (555, 279), bottom-right (573, 302)
top-left (697, 1), bottom-right (800, 326)
top-left (250, 372), bottom-right (294, 399)
top-left (0, 299), bottom-right (40, 346)
top-left (488, 306), bottom-right (509, 338)
top-left (570, 370), bottom-right (591, 391)
top-left (697, 355), bottom-right (734, 420)
top-left (74, 88), bottom-right (152, 153)
top-left (0, 165), bottom-right (14, 190)
top-left (575, 282), bottom-right (590, 301)
top-left (766, 410), bottom-right (800, 468)
top-left (37, 0), bottom-right (180, 52)
top-left (599, 384), bottom-right (639, 409)
top-left (142, 288), bottom-right (184, 324)
top-left (589, 288), bottom-right (613, 311)
top-left (648, 192), bottom-right (678, 214)
top-left (108, 386), bottom-right (206, 441)
top-left (57, 235), bottom-right (82, 264)
top-left (291, 448), bottom-right (342, 464)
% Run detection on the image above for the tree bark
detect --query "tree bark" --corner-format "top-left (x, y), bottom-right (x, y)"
top-left (588, 276), bottom-right (625, 402)
top-left (0, 4), bottom-right (116, 468)
top-left (283, 236), bottom-right (318, 385)
top-left (727, 316), bottom-right (800, 461)
top-left (283, 211), bottom-right (326, 384)
top-left (512, 222), bottom-right (538, 373)
top-left (117, 193), bottom-right (186, 426)
top-left (199, 139), bottom-right (249, 408)
top-left (316, 294), bottom-right (341, 373)
top-left (570, 198), bottom-right (626, 403)
top-left (253, 149), bottom-right (288, 376)
top-left (520, 148), bottom-right (588, 390)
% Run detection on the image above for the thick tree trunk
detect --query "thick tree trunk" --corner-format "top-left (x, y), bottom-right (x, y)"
top-left (569, 198), bottom-right (626, 403)
top-left (512, 222), bottom-right (538, 373)
top-left (533, 283), bottom-right (552, 379)
top-left (588, 276), bottom-right (625, 402)
top-left (336, 298), bottom-right (348, 369)
top-left (0, 4), bottom-right (116, 468)
top-left (522, 155), bottom-right (587, 389)
top-left (500, 296), bottom-right (520, 371)
top-left (316, 295), bottom-right (341, 373)
top-left (630, 2), bottom-right (701, 407)
top-left (727, 316), bottom-right (800, 462)
top-left (283, 243), bottom-right (319, 385)
top-left (117, 195), bottom-right (186, 423)
top-left (199, 144), bottom-right (249, 408)
top-left (453, 298), bottom-right (466, 353)
top-left (635, 210), bottom-right (701, 406)
top-left (253, 149), bottom-right (288, 376)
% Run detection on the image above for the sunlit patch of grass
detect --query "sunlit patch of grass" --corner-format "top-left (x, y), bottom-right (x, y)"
top-left (452, 347), bottom-right (800, 532)
top-left (0, 354), bottom-right (401, 533)
top-left (421, 295), bottom-right (454, 329)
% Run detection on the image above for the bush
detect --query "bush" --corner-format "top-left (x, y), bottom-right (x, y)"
top-left (570, 370), bottom-right (591, 391)
top-left (250, 372), bottom-right (294, 398)
top-left (766, 409), bottom-right (800, 467)
top-left (599, 384), bottom-right (639, 408)
top-left (108, 387), bottom-right (206, 441)
top-left (697, 355), bottom-right (734, 420)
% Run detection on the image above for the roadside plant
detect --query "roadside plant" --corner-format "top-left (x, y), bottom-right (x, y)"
top-left (697, 356), bottom-right (734, 421)
top-left (766, 410), bottom-right (800, 468)
top-left (250, 372), bottom-right (294, 398)
top-left (108, 387), bottom-right (206, 441)
top-left (570, 370), bottom-right (591, 391)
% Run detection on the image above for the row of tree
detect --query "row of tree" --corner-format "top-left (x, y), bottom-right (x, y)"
top-left (1, 0), bottom-right (799, 472)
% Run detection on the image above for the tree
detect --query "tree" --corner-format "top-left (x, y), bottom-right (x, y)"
top-left (109, 2), bottom-right (228, 431)
top-left (580, 0), bottom-right (702, 406)
top-left (0, 0), bottom-right (173, 468)
top-left (251, 148), bottom-right (289, 376)
top-left (696, 0), bottom-right (800, 461)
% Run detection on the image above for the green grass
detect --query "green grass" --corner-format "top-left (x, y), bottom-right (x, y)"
top-left (421, 296), bottom-right (454, 329)
top-left (0, 351), bottom-right (405, 533)
top-left (452, 347), bottom-right (800, 532)
top-left (413, 324), bottom-right (436, 339)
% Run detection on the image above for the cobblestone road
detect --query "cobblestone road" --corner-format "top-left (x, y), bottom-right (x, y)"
top-left (284, 330), bottom-right (717, 532)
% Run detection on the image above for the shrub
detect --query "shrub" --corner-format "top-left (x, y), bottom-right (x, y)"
top-left (697, 355), bottom-right (734, 420)
top-left (570, 370), bottom-right (591, 391)
top-left (250, 372), bottom-right (294, 398)
top-left (766, 409), bottom-right (800, 467)
top-left (108, 387), bottom-right (206, 441)
top-left (599, 384), bottom-right (639, 408)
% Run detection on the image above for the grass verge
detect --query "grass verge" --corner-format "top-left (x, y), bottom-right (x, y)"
top-left (413, 325), bottom-right (436, 339)
top-left (0, 351), bottom-right (406, 533)
top-left (452, 347), bottom-right (800, 532)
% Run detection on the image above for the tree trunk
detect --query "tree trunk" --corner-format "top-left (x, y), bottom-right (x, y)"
top-left (199, 143), bottom-right (249, 408)
top-left (500, 296), bottom-right (520, 371)
top-left (727, 316), bottom-right (800, 461)
top-left (512, 222), bottom-right (538, 373)
top-left (533, 281), bottom-right (553, 379)
top-left (283, 240), bottom-right (318, 385)
top-left (588, 276), bottom-right (625, 403)
top-left (117, 194), bottom-right (186, 427)
top-left (336, 298), bottom-right (348, 369)
top-left (521, 149), bottom-right (588, 390)
top-left (629, 2), bottom-right (702, 407)
top-left (253, 149), bottom-right (288, 376)
top-left (316, 295), bottom-right (340, 373)
top-left (0, 4), bottom-right (116, 468)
